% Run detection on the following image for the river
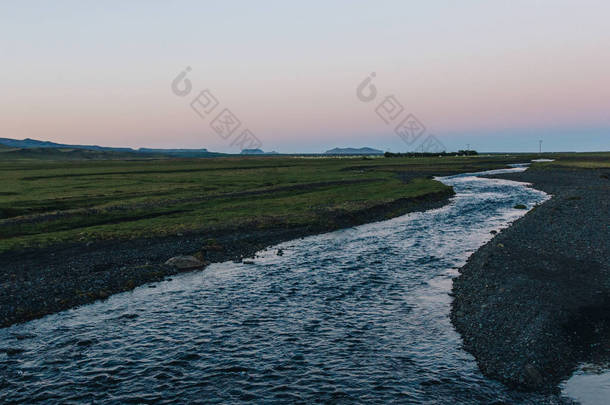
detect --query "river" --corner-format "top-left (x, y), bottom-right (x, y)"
top-left (2, 166), bottom-right (582, 403)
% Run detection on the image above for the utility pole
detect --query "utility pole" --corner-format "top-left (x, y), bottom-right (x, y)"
top-left (539, 140), bottom-right (542, 154)
top-left (466, 143), bottom-right (470, 151)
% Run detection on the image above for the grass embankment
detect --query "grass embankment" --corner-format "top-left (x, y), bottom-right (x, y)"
top-left (0, 155), bottom-right (533, 253)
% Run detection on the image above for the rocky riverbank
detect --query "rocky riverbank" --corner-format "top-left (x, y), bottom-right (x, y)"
top-left (0, 189), bottom-right (454, 328)
top-left (451, 165), bottom-right (610, 392)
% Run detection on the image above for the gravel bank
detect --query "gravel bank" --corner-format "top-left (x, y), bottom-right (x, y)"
top-left (0, 189), bottom-right (453, 328)
top-left (451, 166), bottom-right (610, 392)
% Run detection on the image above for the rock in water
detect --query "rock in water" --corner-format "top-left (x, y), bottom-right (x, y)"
top-left (164, 255), bottom-right (205, 269)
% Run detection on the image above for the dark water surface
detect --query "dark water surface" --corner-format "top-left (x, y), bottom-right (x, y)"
top-left (2, 168), bottom-right (568, 403)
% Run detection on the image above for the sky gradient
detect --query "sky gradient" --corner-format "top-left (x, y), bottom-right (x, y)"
top-left (1, 1), bottom-right (609, 153)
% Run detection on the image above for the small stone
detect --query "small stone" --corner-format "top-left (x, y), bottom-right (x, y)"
top-left (164, 255), bottom-right (205, 270)
top-left (524, 364), bottom-right (544, 387)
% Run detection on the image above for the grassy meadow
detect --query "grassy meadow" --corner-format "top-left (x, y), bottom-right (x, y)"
top-left (532, 152), bottom-right (610, 169)
top-left (0, 153), bottom-right (558, 253)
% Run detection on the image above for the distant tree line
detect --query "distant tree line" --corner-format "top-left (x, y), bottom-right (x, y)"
top-left (384, 150), bottom-right (478, 158)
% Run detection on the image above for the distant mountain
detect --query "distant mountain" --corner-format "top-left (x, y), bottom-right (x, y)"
top-left (0, 138), bottom-right (224, 158)
top-left (139, 148), bottom-right (208, 153)
top-left (241, 148), bottom-right (264, 155)
top-left (0, 137), bottom-right (133, 152)
top-left (324, 147), bottom-right (383, 155)
top-left (138, 148), bottom-right (223, 157)
top-left (241, 149), bottom-right (279, 155)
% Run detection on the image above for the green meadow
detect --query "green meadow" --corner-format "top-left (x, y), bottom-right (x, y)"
top-left (0, 154), bottom-right (549, 253)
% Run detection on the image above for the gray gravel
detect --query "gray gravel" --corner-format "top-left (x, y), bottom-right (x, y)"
top-left (451, 166), bottom-right (610, 392)
top-left (0, 190), bottom-right (453, 328)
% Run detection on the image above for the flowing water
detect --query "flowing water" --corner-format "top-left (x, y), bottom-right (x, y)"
top-left (1, 166), bottom-right (576, 403)
top-left (562, 364), bottom-right (610, 405)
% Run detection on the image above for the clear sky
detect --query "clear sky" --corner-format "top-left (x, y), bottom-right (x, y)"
top-left (1, 1), bottom-right (609, 153)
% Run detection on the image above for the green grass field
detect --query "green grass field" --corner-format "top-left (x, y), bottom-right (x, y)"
top-left (0, 153), bottom-right (594, 253)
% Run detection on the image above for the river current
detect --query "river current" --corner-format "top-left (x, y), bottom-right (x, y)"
top-left (2, 166), bottom-right (579, 403)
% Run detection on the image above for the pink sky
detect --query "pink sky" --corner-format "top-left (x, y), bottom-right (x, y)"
top-left (1, 1), bottom-right (609, 152)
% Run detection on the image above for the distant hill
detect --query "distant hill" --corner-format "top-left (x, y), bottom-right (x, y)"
top-left (324, 147), bottom-right (383, 155)
top-left (0, 138), bottom-right (225, 158)
top-left (0, 147), bottom-right (146, 160)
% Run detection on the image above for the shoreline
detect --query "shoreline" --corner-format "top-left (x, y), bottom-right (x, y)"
top-left (0, 188), bottom-right (454, 328)
top-left (451, 166), bottom-right (610, 392)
